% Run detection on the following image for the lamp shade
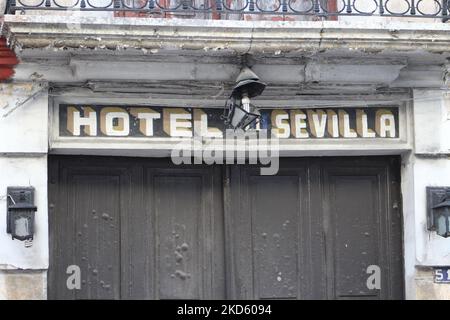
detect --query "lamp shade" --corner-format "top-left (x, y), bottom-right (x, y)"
top-left (231, 67), bottom-right (266, 99)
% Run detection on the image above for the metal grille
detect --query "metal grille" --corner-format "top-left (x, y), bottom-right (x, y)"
top-left (6, 0), bottom-right (450, 20)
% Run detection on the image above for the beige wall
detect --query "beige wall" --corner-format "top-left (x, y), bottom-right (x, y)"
top-left (0, 271), bottom-right (47, 300)
top-left (415, 268), bottom-right (450, 300)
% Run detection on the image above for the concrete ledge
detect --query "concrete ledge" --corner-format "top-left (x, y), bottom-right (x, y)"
top-left (4, 15), bottom-right (450, 54)
top-left (4, 15), bottom-right (449, 87)
top-left (0, 270), bottom-right (47, 300)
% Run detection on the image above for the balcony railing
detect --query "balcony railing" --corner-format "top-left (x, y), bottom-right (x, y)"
top-left (5, 0), bottom-right (450, 21)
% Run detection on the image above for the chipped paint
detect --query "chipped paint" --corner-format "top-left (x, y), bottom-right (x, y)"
top-left (0, 35), bottom-right (19, 81)
top-left (3, 16), bottom-right (450, 55)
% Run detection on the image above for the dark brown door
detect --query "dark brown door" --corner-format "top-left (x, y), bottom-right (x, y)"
top-left (226, 157), bottom-right (403, 299)
top-left (48, 156), bottom-right (403, 299)
top-left (48, 157), bottom-right (225, 299)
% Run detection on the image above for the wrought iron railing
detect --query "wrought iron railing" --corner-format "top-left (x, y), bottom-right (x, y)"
top-left (5, 0), bottom-right (450, 21)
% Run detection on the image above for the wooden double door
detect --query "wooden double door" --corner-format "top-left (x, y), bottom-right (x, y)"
top-left (48, 156), bottom-right (404, 299)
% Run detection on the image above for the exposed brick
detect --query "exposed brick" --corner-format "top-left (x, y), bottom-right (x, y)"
top-left (0, 36), bottom-right (18, 82)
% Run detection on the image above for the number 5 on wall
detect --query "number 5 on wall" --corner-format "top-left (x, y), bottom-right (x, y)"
top-left (434, 268), bottom-right (450, 283)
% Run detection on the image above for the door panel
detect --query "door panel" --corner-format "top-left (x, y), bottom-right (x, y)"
top-left (48, 163), bottom-right (131, 300)
top-left (251, 175), bottom-right (301, 299)
top-left (71, 174), bottom-right (122, 299)
top-left (146, 168), bottom-right (224, 299)
top-left (227, 157), bottom-right (403, 300)
top-left (321, 159), bottom-right (403, 300)
top-left (331, 176), bottom-right (379, 298)
top-left (48, 157), bottom-right (224, 299)
top-left (154, 175), bottom-right (202, 299)
top-left (228, 165), bottom-right (314, 299)
top-left (49, 156), bottom-right (403, 300)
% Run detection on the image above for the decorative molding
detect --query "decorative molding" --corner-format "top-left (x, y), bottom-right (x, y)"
top-left (4, 16), bottom-right (450, 54)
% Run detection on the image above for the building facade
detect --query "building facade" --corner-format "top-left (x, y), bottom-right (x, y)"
top-left (0, 0), bottom-right (450, 300)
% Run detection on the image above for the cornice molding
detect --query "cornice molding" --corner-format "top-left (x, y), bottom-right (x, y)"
top-left (4, 16), bottom-right (450, 54)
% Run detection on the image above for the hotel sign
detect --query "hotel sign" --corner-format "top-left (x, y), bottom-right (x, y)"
top-left (59, 105), bottom-right (399, 139)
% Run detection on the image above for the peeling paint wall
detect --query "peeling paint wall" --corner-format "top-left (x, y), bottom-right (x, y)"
top-left (0, 83), bottom-right (48, 152)
top-left (408, 90), bottom-right (450, 299)
top-left (414, 157), bottom-right (450, 266)
top-left (0, 82), bottom-right (48, 300)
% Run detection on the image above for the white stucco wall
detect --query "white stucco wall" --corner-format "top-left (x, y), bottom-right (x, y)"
top-left (0, 82), bottom-right (48, 270)
top-left (0, 157), bottom-right (48, 270)
top-left (0, 83), bottom-right (48, 153)
top-left (412, 91), bottom-right (450, 266)
top-left (414, 90), bottom-right (450, 155)
top-left (401, 152), bottom-right (417, 299)
top-left (414, 158), bottom-right (450, 266)
top-left (0, 82), bottom-right (49, 299)
top-left (409, 89), bottom-right (450, 299)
